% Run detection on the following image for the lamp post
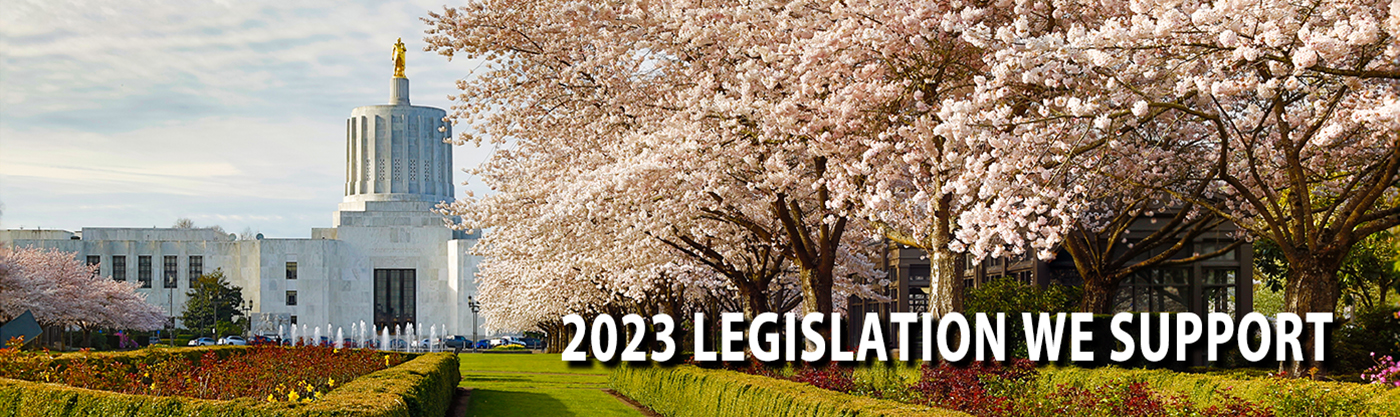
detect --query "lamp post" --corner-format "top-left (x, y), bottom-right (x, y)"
top-left (238, 299), bottom-right (253, 337)
top-left (167, 287), bottom-right (175, 347)
top-left (467, 296), bottom-right (480, 353)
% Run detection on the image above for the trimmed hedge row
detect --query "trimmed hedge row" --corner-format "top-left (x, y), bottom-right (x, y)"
top-left (609, 364), bottom-right (969, 417)
top-left (0, 349), bottom-right (460, 417)
top-left (1039, 366), bottom-right (1400, 417)
top-left (42, 346), bottom-right (251, 368)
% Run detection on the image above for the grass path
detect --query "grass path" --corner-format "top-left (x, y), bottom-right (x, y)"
top-left (457, 353), bottom-right (646, 416)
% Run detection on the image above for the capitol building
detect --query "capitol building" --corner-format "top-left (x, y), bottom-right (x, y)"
top-left (0, 61), bottom-right (485, 339)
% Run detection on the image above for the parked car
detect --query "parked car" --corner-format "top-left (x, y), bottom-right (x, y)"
top-left (518, 338), bottom-right (544, 350)
top-left (188, 337), bottom-right (216, 346)
top-left (249, 335), bottom-right (279, 345)
top-left (217, 336), bottom-right (247, 346)
top-left (443, 336), bottom-right (471, 349)
top-left (388, 339), bottom-right (408, 349)
top-left (474, 339), bottom-right (491, 349)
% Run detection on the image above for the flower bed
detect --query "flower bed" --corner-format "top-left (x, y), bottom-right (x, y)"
top-left (0, 344), bottom-right (405, 401)
top-left (0, 348), bottom-right (460, 417)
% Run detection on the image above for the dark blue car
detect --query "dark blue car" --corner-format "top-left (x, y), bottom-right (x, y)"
top-left (443, 336), bottom-right (472, 349)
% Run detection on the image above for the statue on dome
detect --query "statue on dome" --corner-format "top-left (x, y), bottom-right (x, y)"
top-left (392, 38), bottom-right (407, 78)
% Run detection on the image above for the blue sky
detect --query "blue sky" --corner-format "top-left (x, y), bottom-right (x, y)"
top-left (0, 0), bottom-right (494, 237)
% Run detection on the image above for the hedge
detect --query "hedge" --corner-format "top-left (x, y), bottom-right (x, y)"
top-left (609, 364), bottom-right (969, 417)
top-left (0, 350), bottom-right (460, 417)
top-left (1039, 365), bottom-right (1400, 417)
top-left (42, 346), bottom-right (251, 368)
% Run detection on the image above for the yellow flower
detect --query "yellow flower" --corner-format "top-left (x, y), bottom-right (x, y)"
top-left (149, 383), bottom-right (157, 391)
top-left (328, 377), bottom-right (335, 387)
top-left (267, 394), bottom-right (276, 403)
top-left (288, 391), bottom-right (300, 402)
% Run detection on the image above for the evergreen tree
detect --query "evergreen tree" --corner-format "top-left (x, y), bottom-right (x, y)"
top-left (181, 270), bottom-right (245, 334)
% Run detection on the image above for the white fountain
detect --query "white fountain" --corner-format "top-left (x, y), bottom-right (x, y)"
top-left (406, 323), bottom-right (416, 353)
top-left (381, 327), bottom-right (390, 351)
top-left (335, 328), bottom-right (344, 349)
top-left (290, 325), bottom-right (299, 346)
top-left (314, 326), bottom-right (321, 347)
top-left (279, 325), bottom-right (285, 345)
top-left (430, 325), bottom-right (438, 353)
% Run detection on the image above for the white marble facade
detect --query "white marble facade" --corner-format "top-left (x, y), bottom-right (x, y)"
top-left (0, 77), bottom-right (485, 338)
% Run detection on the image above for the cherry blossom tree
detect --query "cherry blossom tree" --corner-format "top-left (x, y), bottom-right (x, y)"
top-left (772, 0), bottom-right (1064, 317)
top-left (424, 0), bottom-right (891, 328)
top-left (0, 246), bottom-right (166, 346)
top-left (945, 0), bottom-right (1400, 373)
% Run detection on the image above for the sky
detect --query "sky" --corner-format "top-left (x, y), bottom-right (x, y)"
top-left (0, 0), bottom-right (496, 238)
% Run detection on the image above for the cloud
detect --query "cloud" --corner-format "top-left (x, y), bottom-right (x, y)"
top-left (0, 0), bottom-right (497, 237)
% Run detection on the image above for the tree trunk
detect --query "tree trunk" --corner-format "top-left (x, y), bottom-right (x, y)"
top-left (1079, 274), bottom-right (1121, 314)
top-left (544, 320), bottom-right (565, 354)
top-left (736, 278), bottom-right (771, 320)
top-left (1282, 255), bottom-right (1343, 378)
top-left (798, 267), bottom-right (833, 316)
top-left (927, 194), bottom-right (958, 317)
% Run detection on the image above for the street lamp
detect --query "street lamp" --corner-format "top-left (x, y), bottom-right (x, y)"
top-left (238, 299), bottom-right (253, 337)
top-left (467, 296), bottom-right (480, 353)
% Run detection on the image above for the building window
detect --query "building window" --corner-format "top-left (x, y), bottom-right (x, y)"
top-left (908, 264), bottom-right (930, 282)
top-left (286, 262), bottom-right (297, 280)
top-left (1114, 268), bottom-right (1190, 312)
top-left (286, 290), bottom-right (298, 306)
top-left (908, 291), bottom-right (928, 314)
top-left (86, 256), bottom-right (101, 278)
top-left (112, 256), bottom-right (126, 281)
top-left (188, 256), bottom-right (203, 283)
top-left (138, 256), bottom-right (152, 288)
top-left (163, 256), bottom-right (178, 288)
top-left (290, 315), bottom-right (298, 325)
top-left (1202, 269), bottom-right (1238, 315)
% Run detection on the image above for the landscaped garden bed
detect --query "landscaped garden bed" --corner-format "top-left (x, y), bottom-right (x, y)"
top-left (610, 363), bottom-right (965, 417)
top-left (0, 343), bottom-right (460, 416)
top-left (613, 360), bottom-right (1400, 417)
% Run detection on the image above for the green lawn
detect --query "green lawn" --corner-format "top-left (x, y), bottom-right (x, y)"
top-left (458, 353), bottom-right (645, 416)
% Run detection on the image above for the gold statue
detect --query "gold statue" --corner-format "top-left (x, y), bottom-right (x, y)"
top-left (392, 38), bottom-right (407, 78)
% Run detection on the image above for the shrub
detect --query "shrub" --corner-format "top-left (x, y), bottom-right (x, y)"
top-left (963, 278), bottom-right (1081, 359)
top-left (490, 344), bottom-right (526, 351)
top-left (787, 362), bottom-right (856, 393)
top-left (910, 360), bottom-right (1037, 415)
top-left (610, 364), bottom-right (969, 417)
top-left (1038, 365), bottom-right (1400, 417)
top-left (964, 277), bottom-right (1081, 314)
top-left (1364, 353), bottom-right (1400, 387)
top-left (1333, 307), bottom-right (1400, 374)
